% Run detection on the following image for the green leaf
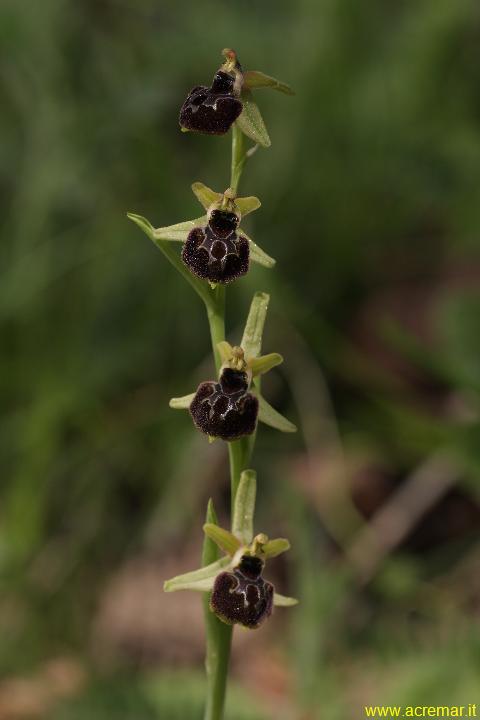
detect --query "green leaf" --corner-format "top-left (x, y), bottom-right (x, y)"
top-left (169, 393), bottom-right (195, 409)
top-left (238, 229), bottom-right (276, 269)
top-left (250, 353), bottom-right (283, 377)
top-left (235, 196), bottom-right (261, 217)
top-left (236, 90), bottom-right (271, 148)
top-left (232, 469), bottom-right (257, 544)
top-left (241, 292), bottom-right (270, 359)
top-left (262, 538), bottom-right (291, 559)
top-left (203, 524), bottom-right (241, 556)
top-left (243, 70), bottom-right (294, 96)
top-left (274, 593), bottom-right (299, 607)
top-left (127, 212), bottom-right (155, 239)
top-left (191, 182), bottom-right (222, 210)
top-left (202, 499), bottom-right (219, 571)
top-left (127, 212), bottom-right (212, 307)
top-left (164, 556), bottom-right (231, 593)
top-left (257, 394), bottom-right (297, 433)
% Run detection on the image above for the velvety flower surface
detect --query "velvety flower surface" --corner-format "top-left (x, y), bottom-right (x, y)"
top-left (179, 70), bottom-right (243, 135)
top-left (210, 554), bottom-right (274, 629)
top-left (189, 368), bottom-right (258, 440)
top-left (182, 209), bottom-right (249, 284)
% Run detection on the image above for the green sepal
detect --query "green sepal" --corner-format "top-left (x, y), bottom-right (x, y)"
top-left (163, 556), bottom-right (231, 593)
top-left (203, 524), bottom-right (242, 556)
top-left (243, 70), bottom-right (295, 96)
top-left (127, 212), bottom-right (206, 242)
top-left (241, 292), bottom-right (270, 359)
top-left (153, 216), bottom-right (206, 241)
top-left (257, 394), bottom-right (297, 433)
top-left (262, 538), bottom-right (291, 559)
top-left (232, 469), bottom-right (256, 545)
top-left (274, 593), bottom-right (299, 607)
top-left (169, 393), bottom-right (195, 409)
top-left (250, 353), bottom-right (283, 377)
top-left (238, 229), bottom-right (276, 268)
top-left (236, 90), bottom-right (271, 148)
top-left (191, 182), bottom-right (222, 210)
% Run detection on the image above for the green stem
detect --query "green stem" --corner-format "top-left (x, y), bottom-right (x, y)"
top-left (207, 286), bottom-right (226, 373)
top-left (230, 123), bottom-right (247, 194)
top-left (202, 501), bottom-right (233, 720)
top-left (204, 284), bottom-right (232, 720)
top-left (203, 124), bottom-right (253, 720)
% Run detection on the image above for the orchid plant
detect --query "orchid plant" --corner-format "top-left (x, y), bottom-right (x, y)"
top-left (128, 48), bottom-right (297, 720)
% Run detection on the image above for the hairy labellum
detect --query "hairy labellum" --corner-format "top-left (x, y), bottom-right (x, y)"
top-left (189, 368), bottom-right (258, 440)
top-left (210, 555), bottom-right (274, 629)
top-left (179, 70), bottom-right (243, 135)
top-left (182, 209), bottom-right (249, 284)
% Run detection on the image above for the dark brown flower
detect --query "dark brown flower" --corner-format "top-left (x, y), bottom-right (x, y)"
top-left (181, 209), bottom-right (249, 284)
top-left (210, 555), bottom-right (274, 629)
top-left (179, 70), bottom-right (243, 135)
top-left (189, 368), bottom-right (258, 440)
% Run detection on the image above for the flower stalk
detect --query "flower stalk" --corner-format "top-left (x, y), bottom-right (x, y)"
top-left (230, 123), bottom-right (247, 195)
top-left (202, 500), bottom-right (233, 720)
top-left (203, 128), bottom-right (251, 720)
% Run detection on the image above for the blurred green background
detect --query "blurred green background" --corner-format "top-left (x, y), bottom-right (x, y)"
top-left (1, 0), bottom-right (480, 717)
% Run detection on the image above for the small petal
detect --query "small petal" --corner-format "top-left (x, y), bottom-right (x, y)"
top-left (203, 523), bottom-right (242, 556)
top-left (217, 340), bottom-right (234, 364)
top-left (191, 182), bottom-right (222, 210)
top-left (262, 538), bottom-right (291, 559)
top-left (249, 353), bottom-right (283, 377)
top-left (235, 196), bottom-right (261, 217)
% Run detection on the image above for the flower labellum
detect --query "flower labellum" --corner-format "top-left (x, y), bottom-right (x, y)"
top-left (182, 207), bottom-right (249, 284)
top-left (210, 554), bottom-right (274, 629)
top-left (189, 367), bottom-right (258, 440)
top-left (179, 69), bottom-right (243, 135)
